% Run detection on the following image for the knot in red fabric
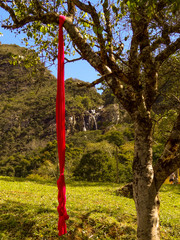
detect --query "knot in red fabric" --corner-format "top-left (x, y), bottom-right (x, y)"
top-left (59, 15), bottom-right (66, 27)
top-left (57, 174), bottom-right (69, 236)
top-left (57, 175), bottom-right (68, 217)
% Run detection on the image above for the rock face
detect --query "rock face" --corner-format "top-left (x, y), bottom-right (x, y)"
top-left (0, 45), bottom-right (126, 158)
top-left (66, 103), bottom-right (121, 134)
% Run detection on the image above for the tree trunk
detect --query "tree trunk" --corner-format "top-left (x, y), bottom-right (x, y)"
top-left (133, 116), bottom-right (160, 240)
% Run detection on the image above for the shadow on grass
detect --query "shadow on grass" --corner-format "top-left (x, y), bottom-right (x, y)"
top-left (63, 210), bottom-right (136, 240)
top-left (0, 200), bottom-right (58, 240)
top-left (0, 199), bottom-right (136, 240)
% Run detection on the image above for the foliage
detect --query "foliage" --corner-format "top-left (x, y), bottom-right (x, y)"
top-left (74, 149), bottom-right (116, 182)
top-left (0, 44), bottom-right (135, 183)
top-left (1, 0), bottom-right (179, 63)
top-left (65, 143), bottom-right (83, 179)
top-left (98, 130), bottom-right (125, 147)
top-left (1, 44), bottom-right (179, 186)
top-left (0, 0), bottom-right (180, 238)
top-left (153, 55), bottom-right (180, 114)
top-left (153, 109), bottom-right (178, 146)
top-left (101, 87), bottom-right (117, 106)
top-left (0, 140), bottom-right (58, 179)
top-left (0, 44), bottom-right (57, 158)
top-left (0, 44), bottom-right (103, 160)
top-left (65, 78), bottom-right (103, 115)
top-left (73, 138), bottom-right (134, 183)
top-left (0, 126), bottom-right (135, 183)
top-left (66, 130), bottom-right (104, 148)
top-left (118, 142), bottom-right (134, 182)
top-left (70, 128), bottom-right (134, 183)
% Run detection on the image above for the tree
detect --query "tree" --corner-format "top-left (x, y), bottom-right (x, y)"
top-left (74, 148), bottom-right (116, 181)
top-left (1, 1), bottom-right (180, 239)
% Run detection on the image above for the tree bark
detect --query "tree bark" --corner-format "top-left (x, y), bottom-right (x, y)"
top-left (133, 115), bottom-right (160, 240)
top-left (0, 2), bottom-right (180, 239)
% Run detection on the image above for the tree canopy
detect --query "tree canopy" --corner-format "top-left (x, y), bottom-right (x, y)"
top-left (1, 1), bottom-right (180, 239)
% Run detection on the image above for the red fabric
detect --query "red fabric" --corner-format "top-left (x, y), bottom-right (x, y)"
top-left (56, 15), bottom-right (69, 236)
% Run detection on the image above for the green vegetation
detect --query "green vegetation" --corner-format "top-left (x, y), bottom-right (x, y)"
top-left (74, 149), bottom-right (116, 182)
top-left (0, 44), bottom-right (179, 238)
top-left (1, 44), bottom-right (179, 184)
top-left (0, 128), bottom-right (134, 183)
top-left (0, 177), bottom-right (179, 240)
top-left (0, 44), bottom-right (103, 158)
top-left (0, 44), bottom-right (57, 158)
top-left (0, 44), bottom-right (135, 183)
top-left (1, 44), bottom-right (179, 186)
top-left (65, 78), bottom-right (103, 114)
top-left (0, 1), bottom-right (179, 238)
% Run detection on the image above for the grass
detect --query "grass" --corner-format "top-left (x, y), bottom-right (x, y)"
top-left (0, 176), bottom-right (179, 240)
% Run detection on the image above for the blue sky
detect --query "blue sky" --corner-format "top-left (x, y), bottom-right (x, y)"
top-left (0, 8), bottom-right (99, 83)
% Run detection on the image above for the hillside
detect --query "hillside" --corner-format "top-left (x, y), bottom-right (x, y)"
top-left (0, 44), bottom-right (105, 158)
top-left (0, 44), bottom-right (58, 157)
top-left (1, 44), bottom-right (176, 182)
top-left (0, 44), bottom-right (135, 180)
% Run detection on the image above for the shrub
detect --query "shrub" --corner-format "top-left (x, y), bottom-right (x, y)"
top-left (99, 130), bottom-right (125, 147)
top-left (73, 150), bottom-right (116, 182)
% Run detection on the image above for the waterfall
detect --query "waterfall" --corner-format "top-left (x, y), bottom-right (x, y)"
top-left (83, 116), bottom-right (87, 131)
top-left (89, 109), bottom-right (98, 130)
top-left (91, 114), bottom-right (97, 130)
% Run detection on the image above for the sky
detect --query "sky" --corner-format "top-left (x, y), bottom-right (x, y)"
top-left (0, 8), bottom-right (99, 84)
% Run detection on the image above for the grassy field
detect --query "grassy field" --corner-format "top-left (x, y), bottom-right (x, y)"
top-left (0, 176), bottom-right (179, 240)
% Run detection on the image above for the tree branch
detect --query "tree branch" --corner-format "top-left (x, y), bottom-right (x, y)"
top-left (138, 22), bottom-right (180, 63)
top-left (72, 0), bottom-right (107, 63)
top-left (113, 52), bottom-right (132, 70)
top-left (72, 0), bottom-right (91, 13)
top-left (1, 2), bottom-right (126, 86)
top-left (0, 0), bottom-right (19, 25)
top-left (130, 14), bottom-right (159, 110)
top-left (64, 16), bottom-right (130, 87)
top-left (77, 70), bottom-right (137, 114)
top-left (0, 0), bottom-right (50, 28)
top-left (105, 75), bottom-right (137, 115)
top-left (63, 17), bottom-right (105, 74)
top-left (64, 56), bottom-right (82, 64)
top-left (103, 0), bottom-right (114, 61)
top-left (2, 11), bottom-right (59, 29)
top-left (155, 37), bottom-right (180, 65)
top-left (154, 110), bottom-right (180, 190)
top-left (77, 72), bottom-right (113, 88)
top-left (128, 16), bottom-right (141, 89)
top-left (0, 0), bottom-right (138, 114)
top-left (67, 0), bottom-right (75, 19)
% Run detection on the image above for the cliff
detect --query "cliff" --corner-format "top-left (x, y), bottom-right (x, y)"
top-left (0, 44), bottom-right (126, 160)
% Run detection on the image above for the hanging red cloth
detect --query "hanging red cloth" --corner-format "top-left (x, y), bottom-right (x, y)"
top-left (56, 15), bottom-right (69, 236)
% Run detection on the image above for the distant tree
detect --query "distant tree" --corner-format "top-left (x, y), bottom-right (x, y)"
top-left (74, 149), bottom-right (116, 181)
top-left (1, 1), bottom-right (180, 239)
top-left (100, 130), bottom-right (125, 147)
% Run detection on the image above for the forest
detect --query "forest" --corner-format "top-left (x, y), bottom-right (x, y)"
top-left (0, 44), bottom-right (179, 184)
